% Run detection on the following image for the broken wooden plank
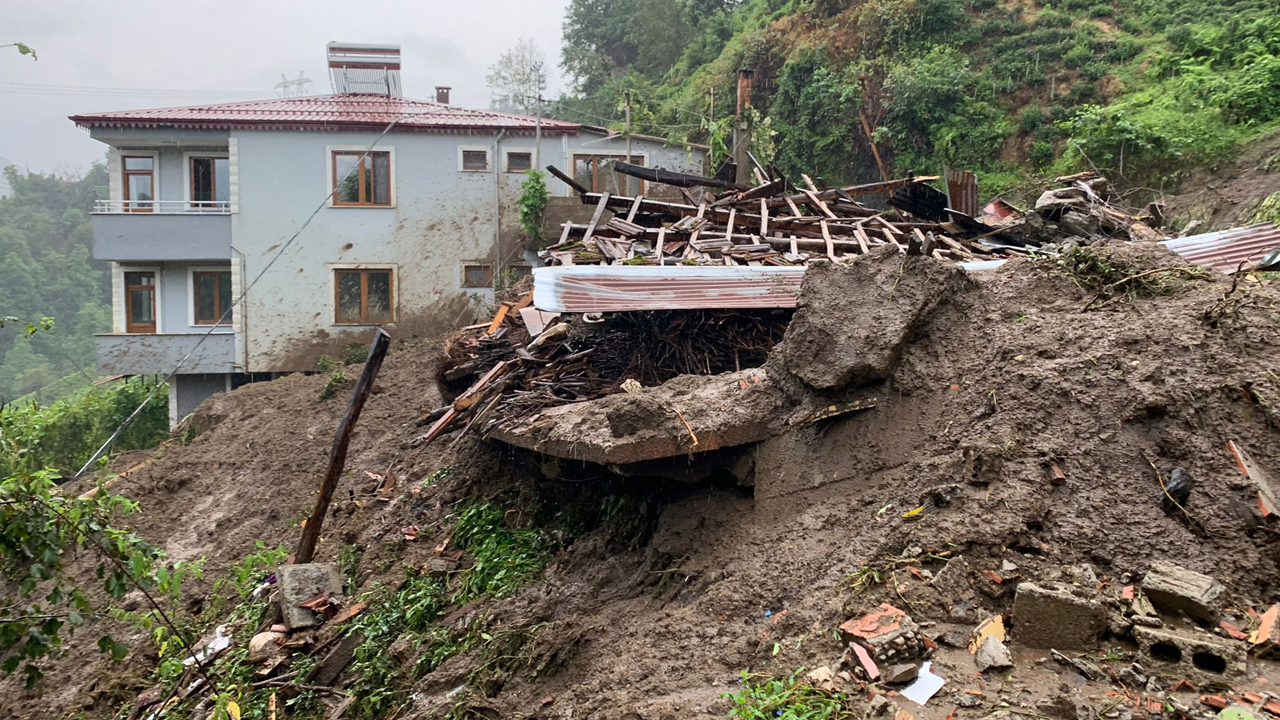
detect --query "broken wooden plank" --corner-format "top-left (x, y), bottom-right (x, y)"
top-left (625, 194), bottom-right (644, 223)
top-left (582, 192), bottom-right (611, 250)
top-left (547, 165), bottom-right (590, 195)
top-left (485, 304), bottom-right (511, 335)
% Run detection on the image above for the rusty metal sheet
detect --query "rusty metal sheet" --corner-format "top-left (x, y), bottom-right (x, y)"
top-left (944, 168), bottom-right (979, 217)
top-left (1161, 223), bottom-right (1280, 274)
top-left (71, 94), bottom-right (581, 133)
top-left (532, 266), bottom-right (806, 312)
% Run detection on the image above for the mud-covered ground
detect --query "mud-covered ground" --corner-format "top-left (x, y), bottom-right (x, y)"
top-left (4, 243), bottom-right (1280, 720)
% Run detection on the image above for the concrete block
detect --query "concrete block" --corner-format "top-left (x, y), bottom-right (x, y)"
top-left (1011, 582), bottom-right (1107, 650)
top-left (277, 562), bottom-right (342, 630)
top-left (1133, 625), bottom-right (1245, 682)
top-left (1141, 561), bottom-right (1225, 624)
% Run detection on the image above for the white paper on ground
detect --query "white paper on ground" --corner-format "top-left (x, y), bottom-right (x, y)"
top-left (901, 660), bottom-right (945, 705)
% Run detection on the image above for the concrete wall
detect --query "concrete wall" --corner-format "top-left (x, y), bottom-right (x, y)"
top-left (96, 333), bottom-right (235, 375)
top-left (170, 373), bottom-right (230, 425)
top-left (230, 128), bottom-right (704, 372)
top-left (91, 213), bottom-right (231, 261)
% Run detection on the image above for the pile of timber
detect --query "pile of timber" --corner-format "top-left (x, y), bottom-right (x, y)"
top-left (540, 164), bottom-right (1040, 267)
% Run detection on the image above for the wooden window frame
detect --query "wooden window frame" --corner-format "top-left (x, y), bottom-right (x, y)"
top-left (190, 269), bottom-right (232, 326)
top-left (329, 150), bottom-right (394, 207)
top-left (461, 264), bottom-right (494, 289)
top-left (123, 268), bottom-right (158, 334)
top-left (187, 155), bottom-right (230, 210)
top-left (332, 267), bottom-right (397, 325)
top-left (504, 149), bottom-right (534, 173)
top-left (570, 152), bottom-right (647, 194)
top-left (122, 155), bottom-right (156, 213)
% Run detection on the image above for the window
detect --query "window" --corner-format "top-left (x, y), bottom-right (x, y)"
top-left (332, 151), bottom-right (392, 206)
top-left (572, 154), bottom-right (644, 194)
top-left (506, 151), bottom-right (532, 173)
top-left (334, 268), bottom-right (395, 324)
top-left (190, 157), bottom-right (229, 209)
top-left (123, 156), bottom-right (154, 212)
top-left (193, 270), bottom-right (232, 325)
top-left (509, 265), bottom-right (532, 281)
top-left (462, 264), bottom-right (493, 288)
top-left (125, 271), bottom-right (156, 333)
top-left (460, 148), bottom-right (490, 172)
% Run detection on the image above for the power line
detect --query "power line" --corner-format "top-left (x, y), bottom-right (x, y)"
top-left (0, 81), bottom-right (278, 99)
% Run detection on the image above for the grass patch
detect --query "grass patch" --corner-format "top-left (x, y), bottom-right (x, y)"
top-left (725, 669), bottom-right (858, 719)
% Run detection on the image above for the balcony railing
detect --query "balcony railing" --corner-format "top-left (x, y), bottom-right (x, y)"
top-left (93, 200), bottom-right (230, 214)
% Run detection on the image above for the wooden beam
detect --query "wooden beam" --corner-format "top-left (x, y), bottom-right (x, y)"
top-left (582, 192), bottom-right (611, 250)
top-left (546, 164), bottom-right (590, 195)
top-left (295, 329), bottom-right (391, 564)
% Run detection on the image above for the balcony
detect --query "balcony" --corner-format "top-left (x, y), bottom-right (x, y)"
top-left (96, 332), bottom-right (236, 375)
top-left (91, 200), bottom-right (232, 262)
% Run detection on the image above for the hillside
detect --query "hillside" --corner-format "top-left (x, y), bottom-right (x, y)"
top-left (3, 242), bottom-right (1280, 719)
top-left (553, 0), bottom-right (1280, 214)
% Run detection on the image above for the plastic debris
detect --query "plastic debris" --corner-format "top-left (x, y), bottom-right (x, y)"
top-left (900, 661), bottom-right (945, 705)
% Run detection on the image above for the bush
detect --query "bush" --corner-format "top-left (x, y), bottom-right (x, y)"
top-left (1019, 106), bottom-right (1045, 133)
top-left (1037, 9), bottom-right (1072, 28)
top-left (1030, 140), bottom-right (1057, 166)
top-left (1089, 4), bottom-right (1114, 17)
top-left (1064, 43), bottom-right (1094, 69)
top-left (0, 378), bottom-right (169, 478)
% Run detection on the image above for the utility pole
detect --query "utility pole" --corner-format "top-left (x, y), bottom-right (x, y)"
top-left (709, 87), bottom-right (716, 165)
top-left (624, 89), bottom-right (633, 163)
top-left (733, 69), bottom-right (754, 186)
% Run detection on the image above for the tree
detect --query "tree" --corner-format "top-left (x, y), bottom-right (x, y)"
top-left (486, 39), bottom-right (548, 114)
top-left (561, 0), bottom-right (640, 94)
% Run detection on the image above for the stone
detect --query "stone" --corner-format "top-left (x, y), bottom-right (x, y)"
top-left (767, 248), bottom-right (972, 391)
top-left (883, 663), bottom-right (920, 685)
top-left (974, 636), bottom-right (1014, 673)
top-left (868, 695), bottom-right (893, 716)
top-left (247, 631), bottom-right (285, 663)
top-left (1132, 625), bottom-right (1245, 682)
top-left (807, 666), bottom-right (838, 692)
top-left (1141, 561), bottom-right (1225, 624)
top-left (277, 562), bottom-right (343, 630)
top-left (1012, 582), bottom-right (1107, 650)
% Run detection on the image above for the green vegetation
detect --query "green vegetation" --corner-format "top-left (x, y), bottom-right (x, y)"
top-left (518, 169), bottom-right (550, 245)
top-left (554, 0), bottom-right (1280, 199)
top-left (0, 377), bottom-right (169, 479)
top-left (725, 669), bottom-right (857, 719)
top-left (345, 499), bottom-right (554, 719)
top-left (0, 467), bottom-right (195, 686)
top-left (0, 164), bottom-right (111, 402)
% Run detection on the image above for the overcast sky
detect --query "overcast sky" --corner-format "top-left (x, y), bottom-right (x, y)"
top-left (0, 0), bottom-right (570, 175)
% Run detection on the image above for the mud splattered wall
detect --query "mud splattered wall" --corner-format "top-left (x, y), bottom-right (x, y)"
top-left (231, 129), bottom-right (703, 372)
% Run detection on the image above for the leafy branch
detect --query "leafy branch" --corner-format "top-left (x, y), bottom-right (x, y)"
top-left (1, 43), bottom-right (37, 61)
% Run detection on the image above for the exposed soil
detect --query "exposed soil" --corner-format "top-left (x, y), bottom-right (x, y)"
top-left (4, 244), bottom-right (1280, 720)
top-left (1163, 129), bottom-right (1280, 231)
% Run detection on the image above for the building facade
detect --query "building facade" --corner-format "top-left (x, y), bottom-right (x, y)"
top-left (73, 90), bottom-right (705, 423)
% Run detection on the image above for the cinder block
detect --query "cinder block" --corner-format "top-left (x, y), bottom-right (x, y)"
top-left (1141, 561), bottom-right (1225, 624)
top-left (1133, 625), bottom-right (1245, 682)
top-left (277, 562), bottom-right (342, 630)
top-left (1011, 582), bottom-right (1107, 650)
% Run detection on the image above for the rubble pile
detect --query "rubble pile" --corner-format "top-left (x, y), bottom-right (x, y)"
top-left (539, 165), bottom-right (1167, 268)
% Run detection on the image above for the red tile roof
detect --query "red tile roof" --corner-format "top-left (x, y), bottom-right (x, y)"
top-left (70, 93), bottom-right (581, 134)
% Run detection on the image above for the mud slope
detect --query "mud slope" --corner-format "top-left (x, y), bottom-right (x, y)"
top-left (4, 245), bottom-right (1280, 720)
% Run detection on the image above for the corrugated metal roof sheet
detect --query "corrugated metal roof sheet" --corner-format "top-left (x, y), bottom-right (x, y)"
top-left (70, 93), bottom-right (581, 133)
top-left (1161, 223), bottom-right (1280, 274)
top-left (532, 266), bottom-right (806, 312)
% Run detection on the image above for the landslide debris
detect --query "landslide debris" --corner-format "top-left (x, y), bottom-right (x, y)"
top-left (3, 243), bottom-right (1280, 720)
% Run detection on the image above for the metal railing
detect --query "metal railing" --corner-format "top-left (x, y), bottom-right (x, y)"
top-left (93, 199), bottom-right (231, 214)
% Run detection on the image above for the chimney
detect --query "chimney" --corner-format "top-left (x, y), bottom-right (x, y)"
top-left (327, 42), bottom-right (402, 96)
top-left (435, 86), bottom-right (451, 105)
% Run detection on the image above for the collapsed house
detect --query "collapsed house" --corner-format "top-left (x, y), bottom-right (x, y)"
top-left (423, 165), bottom-right (1280, 472)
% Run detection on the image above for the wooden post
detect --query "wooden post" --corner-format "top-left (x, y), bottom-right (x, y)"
top-left (295, 328), bottom-right (391, 564)
top-left (734, 69), bottom-right (755, 187)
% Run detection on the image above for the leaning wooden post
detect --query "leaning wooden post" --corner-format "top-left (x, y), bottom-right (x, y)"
top-left (295, 328), bottom-right (391, 564)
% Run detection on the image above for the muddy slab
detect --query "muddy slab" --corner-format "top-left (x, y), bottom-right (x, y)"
top-left (485, 368), bottom-right (786, 464)
top-left (768, 247), bottom-right (973, 391)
